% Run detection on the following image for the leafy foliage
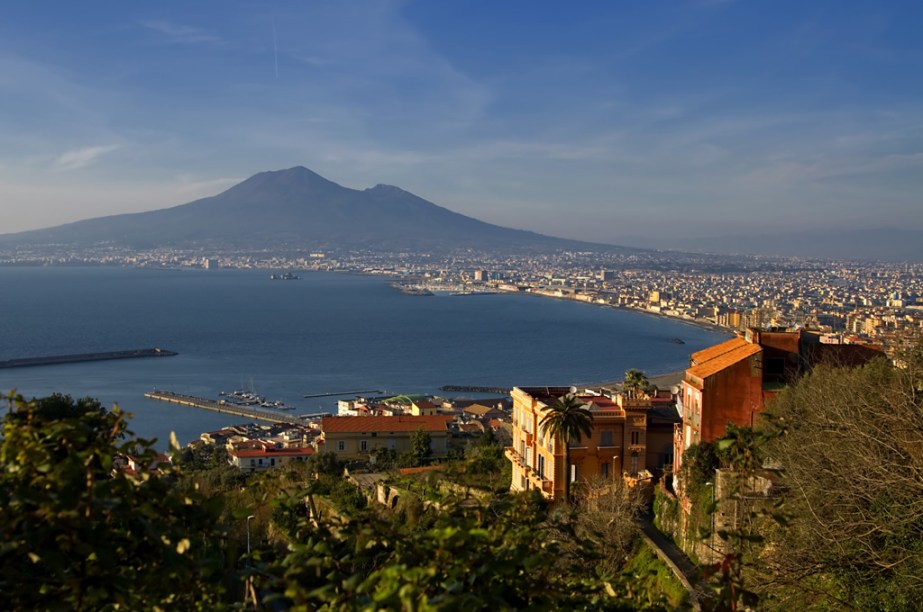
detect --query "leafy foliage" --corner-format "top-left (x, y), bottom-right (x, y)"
top-left (758, 349), bottom-right (923, 609)
top-left (0, 391), bottom-right (227, 610)
top-left (679, 441), bottom-right (719, 490)
top-left (403, 426), bottom-right (433, 467)
top-left (623, 369), bottom-right (651, 398)
top-left (260, 489), bottom-right (666, 611)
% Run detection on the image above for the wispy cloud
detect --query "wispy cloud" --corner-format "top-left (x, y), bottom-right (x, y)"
top-left (140, 20), bottom-right (221, 45)
top-left (296, 55), bottom-right (334, 67)
top-left (55, 145), bottom-right (121, 170)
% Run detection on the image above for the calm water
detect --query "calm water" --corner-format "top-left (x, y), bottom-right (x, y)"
top-left (0, 267), bottom-right (726, 446)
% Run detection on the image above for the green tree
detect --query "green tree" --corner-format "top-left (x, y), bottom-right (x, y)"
top-left (0, 391), bottom-right (227, 610)
top-left (679, 441), bottom-right (719, 490)
top-left (758, 350), bottom-right (923, 609)
top-left (716, 423), bottom-right (766, 474)
top-left (258, 489), bottom-right (661, 610)
top-left (539, 394), bottom-right (593, 504)
top-left (623, 369), bottom-right (651, 398)
top-left (404, 426), bottom-right (433, 467)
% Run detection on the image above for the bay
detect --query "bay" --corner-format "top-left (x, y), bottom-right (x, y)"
top-left (0, 266), bottom-right (727, 447)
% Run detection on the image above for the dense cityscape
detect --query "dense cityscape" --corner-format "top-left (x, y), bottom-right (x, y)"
top-left (4, 242), bottom-right (920, 353)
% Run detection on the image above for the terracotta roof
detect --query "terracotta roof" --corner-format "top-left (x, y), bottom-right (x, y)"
top-left (582, 397), bottom-right (620, 411)
top-left (463, 404), bottom-right (496, 416)
top-left (321, 415), bottom-right (452, 434)
top-left (690, 337), bottom-right (750, 365)
top-left (687, 342), bottom-right (762, 380)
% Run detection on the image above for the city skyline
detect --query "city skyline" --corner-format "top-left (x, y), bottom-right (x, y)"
top-left (2, 1), bottom-right (921, 248)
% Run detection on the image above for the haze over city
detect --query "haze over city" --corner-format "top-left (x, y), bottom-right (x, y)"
top-left (1, 1), bottom-right (921, 251)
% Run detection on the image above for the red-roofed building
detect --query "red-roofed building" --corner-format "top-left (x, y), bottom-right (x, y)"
top-left (674, 328), bottom-right (882, 475)
top-left (320, 415), bottom-right (453, 459)
top-left (228, 442), bottom-right (314, 473)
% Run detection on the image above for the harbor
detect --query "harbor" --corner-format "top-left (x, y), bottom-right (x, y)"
top-left (144, 390), bottom-right (308, 425)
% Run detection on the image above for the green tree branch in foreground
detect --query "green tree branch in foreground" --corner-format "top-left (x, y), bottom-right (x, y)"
top-left (0, 391), bottom-right (228, 611)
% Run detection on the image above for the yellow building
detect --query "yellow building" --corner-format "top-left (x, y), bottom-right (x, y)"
top-left (320, 415), bottom-right (453, 459)
top-left (505, 387), bottom-right (651, 500)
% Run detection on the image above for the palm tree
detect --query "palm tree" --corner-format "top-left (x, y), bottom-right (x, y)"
top-left (539, 394), bottom-right (593, 504)
top-left (623, 369), bottom-right (650, 399)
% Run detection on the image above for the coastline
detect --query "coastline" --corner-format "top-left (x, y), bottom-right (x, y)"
top-left (485, 284), bottom-right (735, 338)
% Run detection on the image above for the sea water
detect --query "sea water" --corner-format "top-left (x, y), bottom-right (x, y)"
top-left (0, 266), bottom-right (726, 446)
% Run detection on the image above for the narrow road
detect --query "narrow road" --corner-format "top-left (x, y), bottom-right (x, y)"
top-left (638, 513), bottom-right (703, 611)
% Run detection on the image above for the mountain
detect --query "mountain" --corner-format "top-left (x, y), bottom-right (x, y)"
top-left (0, 167), bottom-right (628, 254)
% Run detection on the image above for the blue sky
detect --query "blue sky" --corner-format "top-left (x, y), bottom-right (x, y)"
top-left (1, 1), bottom-right (921, 246)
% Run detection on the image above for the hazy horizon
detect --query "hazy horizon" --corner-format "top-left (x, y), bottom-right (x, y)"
top-left (1, 1), bottom-right (921, 250)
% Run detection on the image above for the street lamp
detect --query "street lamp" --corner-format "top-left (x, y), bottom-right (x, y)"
top-left (244, 514), bottom-right (256, 608)
top-left (704, 481), bottom-right (715, 562)
top-left (246, 514), bottom-right (256, 561)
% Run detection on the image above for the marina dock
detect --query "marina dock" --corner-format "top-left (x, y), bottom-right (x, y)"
top-left (144, 390), bottom-right (307, 425)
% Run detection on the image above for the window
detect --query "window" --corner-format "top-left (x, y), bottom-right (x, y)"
top-left (631, 430), bottom-right (640, 445)
top-left (538, 454), bottom-right (545, 478)
top-left (570, 464), bottom-right (578, 482)
top-left (337, 440), bottom-right (346, 452)
top-left (360, 440), bottom-right (368, 452)
top-left (601, 462), bottom-right (609, 479)
top-left (630, 454), bottom-right (638, 475)
top-left (766, 357), bottom-right (785, 375)
top-left (600, 431), bottom-right (613, 446)
top-left (270, 458), bottom-right (275, 466)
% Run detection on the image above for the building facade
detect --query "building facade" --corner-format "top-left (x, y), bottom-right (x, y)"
top-left (319, 415), bottom-right (453, 459)
top-left (228, 442), bottom-right (314, 473)
top-left (506, 386), bottom-right (651, 500)
top-left (674, 328), bottom-right (881, 474)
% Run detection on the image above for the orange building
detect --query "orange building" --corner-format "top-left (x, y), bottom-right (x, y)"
top-left (506, 386), bottom-right (651, 500)
top-left (674, 328), bottom-right (881, 474)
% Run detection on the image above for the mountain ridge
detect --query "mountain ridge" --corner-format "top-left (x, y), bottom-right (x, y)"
top-left (0, 166), bottom-right (630, 254)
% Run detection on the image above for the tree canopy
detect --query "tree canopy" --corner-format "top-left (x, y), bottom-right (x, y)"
top-left (757, 349), bottom-right (923, 609)
top-left (0, 391), bottom-right (228, 610)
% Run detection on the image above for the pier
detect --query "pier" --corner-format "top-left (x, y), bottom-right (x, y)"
top-left (0, 348), bottom-right (177, 370)
top-left (303, 389), bottom-right (382, 399)
top-left (144, 390), bottom-right (306, 425)
top-left (440, 385), bottom-right (511, 394)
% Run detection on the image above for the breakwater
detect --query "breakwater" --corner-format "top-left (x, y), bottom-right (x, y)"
top-left (0, 348), bottom-right (177, 370)
top-left (440, 385), bottom-right (511, 394)
top-left (303, 389), bottom-right (382, 399)
top-left (144, 390), bottom-right (305, 425)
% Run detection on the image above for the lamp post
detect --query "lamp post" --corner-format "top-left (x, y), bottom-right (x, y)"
top-left (244, 514), bottom-right (256, 607)
top-left (704, 481), bottom-right (715, 562)
top-left (246, 514), bottom-right (255, 562)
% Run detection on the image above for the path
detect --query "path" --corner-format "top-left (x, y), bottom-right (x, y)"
top-left (638, 513), bottom-right (704, 611)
